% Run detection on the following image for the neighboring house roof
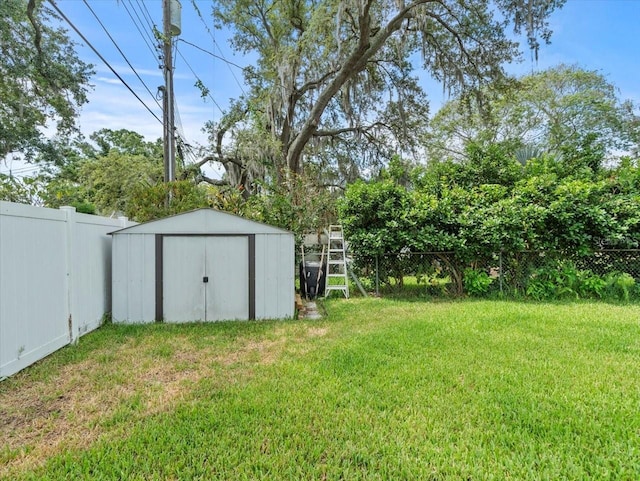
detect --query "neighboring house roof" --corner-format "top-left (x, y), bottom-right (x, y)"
top-left (110, 208), bottom-right (293, 236)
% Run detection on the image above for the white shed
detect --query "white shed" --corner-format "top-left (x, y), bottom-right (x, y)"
top-left (111, 209), bottom-right (294, 323)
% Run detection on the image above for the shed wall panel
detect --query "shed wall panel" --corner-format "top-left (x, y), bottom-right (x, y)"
top-left (254, 234), bottom-right (295, 319)
top-left (111, 236), bottom-right (128, 323)
top-left (163, 236), bottom-right (206, 322)
top-left (112, 234), bottom-right (156, 323)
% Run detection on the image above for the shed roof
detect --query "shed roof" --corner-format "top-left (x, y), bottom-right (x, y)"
top-left (110, 208), bottom-right (293, 236)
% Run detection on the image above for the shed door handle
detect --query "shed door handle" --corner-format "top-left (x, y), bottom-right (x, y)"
top-left (203, 276), bottom-right (209, 283)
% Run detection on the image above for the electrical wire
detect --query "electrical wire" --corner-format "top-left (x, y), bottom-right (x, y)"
top-left (48, 0), bottom-right (162, 124)
top-left (176, 45), bottom-right (226, 116)
top-left (189, 8), bottom-right (247, 96)
top-left (122, 0), bottom-right (160, 61)
top-left (82, 0), bottom-right (162, 110)
top-left (179, 37), bottom-right (297, 100)
top-left (171, 70), bottom-right (224, 181)
top-left (173, 97), bottom-right (186, 144)
top-left (136, 0), bottom-right (157, 36)
top-left (0, 165), bottom-right (40, 175)
top-left (178, 38), bottom-right (247, 73)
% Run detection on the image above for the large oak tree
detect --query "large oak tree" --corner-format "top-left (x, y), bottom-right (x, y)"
top-left (201, 0), bottom-right (564, 192)
top-left (0, 0), bottom-right (92, 161)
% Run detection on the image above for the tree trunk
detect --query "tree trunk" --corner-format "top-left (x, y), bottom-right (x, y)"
top-left (285, 0), bottom-right (429, 174)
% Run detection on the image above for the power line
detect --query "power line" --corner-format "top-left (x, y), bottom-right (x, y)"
top-left (122, 0), bottom-right (160, 61)
top-left (82, 0), bottom-right (161, 110)
top-left (48, 0), bottom-right (162, 124)
top-left (176, 45), bottom-right (226, 116)
top-left (136, 0), bottom-right (157, 35)
top-left (0, 165), bottom-right (40, 175)
top-left (178, 38), bottom-right (247, 72)
top-left (179, 37), bottom-right (298, 101)
top-left (189, 7), bottom-right (247, 96)
top-left (174, 96), bottom-right (186, 144)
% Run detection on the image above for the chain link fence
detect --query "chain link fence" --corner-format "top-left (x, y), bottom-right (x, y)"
top-left (351, 250), bottom-right (640, 301)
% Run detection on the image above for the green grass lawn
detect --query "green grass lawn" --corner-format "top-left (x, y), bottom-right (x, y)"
top-left (2, 299), bottom-right (640, 480)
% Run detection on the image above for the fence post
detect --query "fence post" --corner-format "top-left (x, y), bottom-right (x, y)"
top-left (499, 250), bottom-right (504, 295)
top-left (60, 206), bottom-right (79, 344)
top-left (375, 255), bottom-right (380, 297)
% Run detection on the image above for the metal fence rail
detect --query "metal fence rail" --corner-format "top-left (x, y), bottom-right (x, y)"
top-left (353, 250), bottom-right (640, 301)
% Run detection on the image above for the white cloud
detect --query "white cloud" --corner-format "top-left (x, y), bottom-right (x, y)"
top-left (95, 76), bottom-right (124, 85)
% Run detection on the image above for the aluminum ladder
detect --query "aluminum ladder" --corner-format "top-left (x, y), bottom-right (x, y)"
top-left (325, 225), bottom-right (349, 298)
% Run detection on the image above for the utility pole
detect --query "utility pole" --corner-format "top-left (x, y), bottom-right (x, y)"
top-left (162, 0), bottom-right (180, 184)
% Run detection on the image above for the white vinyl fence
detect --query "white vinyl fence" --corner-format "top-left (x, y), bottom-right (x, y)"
top-left (0, 201), bottom-right (134, 378)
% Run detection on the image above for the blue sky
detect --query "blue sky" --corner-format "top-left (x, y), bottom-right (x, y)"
top-left (3, 0), bottom-right (640, 178)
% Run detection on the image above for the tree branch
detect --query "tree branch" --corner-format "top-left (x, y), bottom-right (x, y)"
top-left (296, 68), bottom-right (341, 98)
top-left (193, 154), bottom-right (245, 170)
top-left (286, 0), bottom-right (437, 172)
top-left (27, 0), bottom-right (43, 63)
top-left (313, 122), bottom-right (390, 137)
top-left (200, 175), bottom-right (229, 187)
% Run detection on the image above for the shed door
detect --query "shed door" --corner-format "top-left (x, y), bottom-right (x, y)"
top-left (163, 236), bottom-right (249, 322)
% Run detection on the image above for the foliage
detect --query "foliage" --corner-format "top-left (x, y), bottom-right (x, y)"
top-left (526, 260), bottom-right (581, 300)
top-left (525, 261), bottom-right (638, 302)
top-left (36, 175), bottom-right (93, 212)
top-left (344, 152), bottom-right (640, 256)
top-left (339, 179), bottom-right (412, 256)
top-left (88, 128), bottom-right (163, 159)
top-left (0, 0), bottom-right (93, 160)
top-left (78, 150), bottom-right (163, 216)
top-left (203, 0), bottom-right (563, 193)
top-left (605, 272), bottom-right (637, 302)
top-left (0, 174), bottom-right (44, 205)
top-left (417, 271), bottom-right (452, 296)
top-left (340, 137), bottom-right (640, 298)
top-left (426, 65), bottom-right (640, 164)
top-left (463, 268), bottom-right (494, 297)
top-left (0, 171), bottom-right (96, 213)
top-left (246, 174), bottom-right (338, 243)
top-left (125, 181), bottom-right (212, 222)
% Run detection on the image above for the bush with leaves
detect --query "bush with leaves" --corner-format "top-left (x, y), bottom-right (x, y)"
top-left (605, 272), bottom-right (637, 302)
top-left (463, 268), bottom-right (494, 297)
top-left (340, 179), bottom-right (413, 256)
top-left (125, 181), bottom-right (212, 222)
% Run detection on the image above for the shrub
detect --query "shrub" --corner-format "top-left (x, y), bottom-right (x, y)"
top-left (527, 261), bottom-right (574, 300)
top-left (576, 270), bottom-right (607, 298)
top-left (463, 268), bottom-right (493, 296)
top-left (605, 272), bottom-right (636, 302)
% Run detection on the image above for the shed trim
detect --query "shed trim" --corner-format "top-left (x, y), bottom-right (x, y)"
top-left (155, 235), bottom-right (163, 322)
top-left (248, 234), bottom-right (256, 320)
top-left (110, 208), bottom-right (292, 235)
top-left (155, 233), bottom-right (256, 321)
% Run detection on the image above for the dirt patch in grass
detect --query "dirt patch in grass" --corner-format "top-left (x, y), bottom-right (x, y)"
top-left (307, 326), bottom-right (328, 337)
top-left (215, 338), bottom-right (287, 366)
top-left (0, 325), bottom-right (311, 478)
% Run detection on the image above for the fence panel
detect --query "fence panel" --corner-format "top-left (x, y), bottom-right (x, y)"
top-left (0, 202), bottom-right (132, 379)
top-left (355, 250), bottom-right (640, 300)
top-left (70, 210), bottom-right (128, 336)
top-left (0, 203), bottom-right (69, 379)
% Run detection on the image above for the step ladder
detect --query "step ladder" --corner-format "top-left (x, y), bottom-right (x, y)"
top-left (325, 225), bottom-right (349, 298)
